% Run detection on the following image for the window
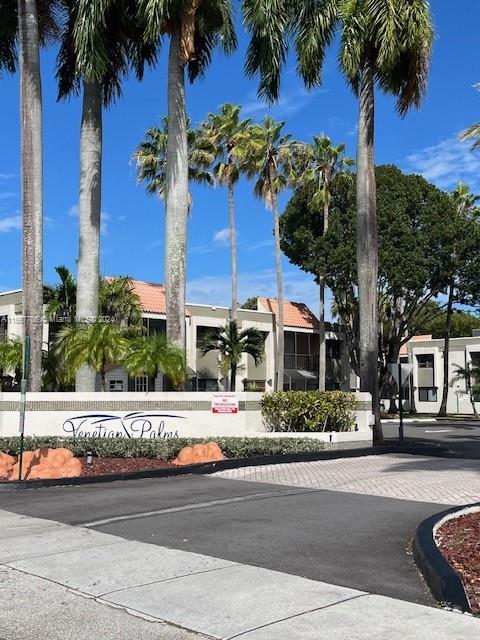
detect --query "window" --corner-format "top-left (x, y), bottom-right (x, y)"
top-left (284, 332), bottom-right (295, 354)
top-left (147, 318), bottom-right (166, 336)
top-left (109, 379), bottom-right (124, 392)
top-left (134, 376), bottom-right (148, 392)
top-left (417, 354), bottom-right (434, 369)
top-left (419, 387), bottom-right (437, 402)
top-left (326, 340), bottom-right (341, 360)
top-left (197, 326), bottom-right (215, 348)
top-left (197, 378), bottom-right (218, 392)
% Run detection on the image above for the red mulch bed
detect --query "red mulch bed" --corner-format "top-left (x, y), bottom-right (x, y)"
top-left (80, 457), bottom-right (174, 476)
top-left (436, 511), bottom-right (480, 614)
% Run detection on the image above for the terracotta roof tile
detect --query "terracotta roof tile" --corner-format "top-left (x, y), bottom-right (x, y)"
top-left (257, 297), bottom-right (319, 330)
top-left (399, 335), bottom-right (432, 356)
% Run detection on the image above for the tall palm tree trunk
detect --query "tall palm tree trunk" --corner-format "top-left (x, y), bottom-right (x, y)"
top-left (18, 0), bottom-right (44, 392)
top-left (76, 81), bottom-right (102, 392)
top-left (318, 198), bottom-right (329, 392)
top-left (270, 168), bottom-right (284, 392)
top-left (165, 26), bottom-right (189, 350)
top-left (356, 56), bottom-right (381, 443)
top-left (438, 279), bottom-right (454, 417)
top-left (230, 361), bottom-right (237, 391)
top-left (228, 180), bottom-right (238, 320)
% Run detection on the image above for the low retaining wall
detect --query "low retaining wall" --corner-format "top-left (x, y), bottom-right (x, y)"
top-left (0, 391), bottom-right (372, 444)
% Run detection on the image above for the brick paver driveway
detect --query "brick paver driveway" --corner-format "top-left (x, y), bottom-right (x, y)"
top-left (215, 454), bottom-right (480, 505)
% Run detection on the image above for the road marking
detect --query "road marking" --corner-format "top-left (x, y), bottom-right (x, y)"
top-left (81, 487), bottom-right (318, 528)
top-left (424, 429), bottom-right (452, 433)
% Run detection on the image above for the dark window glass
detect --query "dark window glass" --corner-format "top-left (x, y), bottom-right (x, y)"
top-left (417, 354), bottom-right (434, 369)
top-left (296, 333), bottom-right (309, 355)
top-left (0, 315), bottom-right (7, 342)
top-left (284, 332), bottom-right (295, 354)
top-left (197, 378), bottom-right (218, 392)
top-left (326, 340), bottom-right (341, 360)
top-left (148, 318), bottom-right (166, 336)
top-left (418, 387), bottom-right (437, 402)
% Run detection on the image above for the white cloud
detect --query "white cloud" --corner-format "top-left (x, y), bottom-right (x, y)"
top-left (67, 204), bottom-right (79, 218)
top-left (246, 239), bottom-right (274, 251)
top-left (0, 215), bottom-right (21, 233)
top-left (405, 136), bottom-right (480, 190)
top-left (0, 173), bottom-right (15, 181)
top-left (213, 227), bottom-right (230, 246)
top-left (242, 86), bottom-right (317, 119)
top-left (187, 268), bottom-right (333, 320)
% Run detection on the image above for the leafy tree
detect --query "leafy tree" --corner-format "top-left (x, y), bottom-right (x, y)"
top-left (241, 297), bottom-right (258, 310)
top-left (417, 309), bottom-right (480, 340)
top-left (56, 322), bottom-right (129, 391)
top-left (295, 135), bottom-right (353, 391)
top-left (281, 165), bottom-right (463, 396)
top-left (133, 117), bottom-right (215, 208)
top-left (450, 363), bottom-right (480, 417)
top-left (437, 184), bottom-right (480, 416)
top-left (44, 265), bottom-right (77, 323)
top-left (239, 116), bottom-right (297, 391)
top-left (199, 104), bottom-right (251, 319)
top-left (243, 0), bottom-right (434, 440)
top-left (199, 320), bottom-right (264, 391)
top-left (0, 339), bottom-right (22, 390)
top-left (137, 0), bottom-right (236, 350)
top-left (56, 0), bottom-right (156, 392)
top-left (124, 333), bottom-right (186, 389)
top-left (99, 277), bottom-right (142, 326)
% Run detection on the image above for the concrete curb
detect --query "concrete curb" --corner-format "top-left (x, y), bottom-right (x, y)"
top-left (0, 442), bottom-right (448, 492)
top-left (413, 503), bottom-right (480, 612)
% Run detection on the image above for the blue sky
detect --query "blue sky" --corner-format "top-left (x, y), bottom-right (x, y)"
top-left (1, 0), bottom-right (480, 319)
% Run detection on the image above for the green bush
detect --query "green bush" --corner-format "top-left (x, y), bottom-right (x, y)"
top-left (261, 391), bottom-right (356, 432)
top-left (0, 436), bottom-right (325, 460)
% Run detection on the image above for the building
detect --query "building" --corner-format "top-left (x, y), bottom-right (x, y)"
top-left (0, 280), bottom-right (350, 393)
top-left (393, 332), bottom-right (480, 414)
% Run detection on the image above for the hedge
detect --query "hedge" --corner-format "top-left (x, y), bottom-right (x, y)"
top-left (0, 436), bottom-right (325, 459)
top-left (261, 391), bottom-right (356, 432)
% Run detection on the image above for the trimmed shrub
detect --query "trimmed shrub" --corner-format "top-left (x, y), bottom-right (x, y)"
top-left (261, 391), bottom-right (356, 432)
top-left (0, 436), bottom-right (325, 460)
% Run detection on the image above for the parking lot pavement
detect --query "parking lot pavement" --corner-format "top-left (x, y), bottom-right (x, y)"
top-left (214, 453), bottom-right (480, 505)
top-left (1, 510), bottom-right (479, 640)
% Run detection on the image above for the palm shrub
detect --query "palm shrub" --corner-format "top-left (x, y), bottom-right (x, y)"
top-left (124, 333), bottom-right (187, 389)
top-left (0, 339), bottom-right (23, 390)
top-left (450, 363), bottom-right (480, 417)
top-left (199, 320), bottom-right (264, 392)
top-left (261, 391), bottom-right (357, 433)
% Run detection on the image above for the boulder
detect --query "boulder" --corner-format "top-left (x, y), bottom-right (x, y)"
top-left (172, 442), bottom-right (225, 466)
top-left (6, 448), bottom-right (82, 481)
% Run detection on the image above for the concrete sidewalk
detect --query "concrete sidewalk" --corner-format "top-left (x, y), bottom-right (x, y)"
top-left (0, 509), bottom-right (478, 639)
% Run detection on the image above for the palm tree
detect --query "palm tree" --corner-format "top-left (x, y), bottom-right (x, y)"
top-left (137, 0), bottom-right (236, 351)
top-left (243, 0), bottom-right (433, 442)
top-left (296, 135), bottom-right (354, 391)
top-left (56, 321), bottom-right (129, 391)
top-left (450, 363), bottom-right (480, 418)
top-left (461, 84), bottom-right (480, 148)
top-left (15, 0), bottom-right (58, 390)
top-left (239, 116), bottom-right (296, 391)
top-left (199, 320), bottom-right (264, 391)
top-left (99, 277), bottom-right (142, 327)
top-left (0, 339), bottom-right (23, 391)
top-left (56, 0), bottom-right (156, 392)
top-left (199, 104), bottom-right (251, 319)
top-left (124, 333), bottom-right (186, 389)
top-left (43, 265), bottom-right (77, 323)
top-left (438, 183), bottom-right (480, 417)
top-left (133, 117), bottom-right (216, 208)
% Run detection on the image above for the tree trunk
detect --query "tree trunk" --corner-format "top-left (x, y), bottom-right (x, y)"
top-left (228, 180), bottom-right (238, 320)
top-left (270, 165), bottom-right (284, 392)
top-left (356, 56), bottom-right (381, 443)
top-left (18, 0), bottom-right (43, 392)
top-left (318, 277), bottom-right (326, 391)
top-left (76, 81), bottom-right (102, 392)
top-left (438, 279), bottom-right (454, 417)
top-left (165, 26), bottom-right (189, 350)
top-left (230, 362), bottom-right (237, 392)
top-left (100, 368), bottom-right (106, 392)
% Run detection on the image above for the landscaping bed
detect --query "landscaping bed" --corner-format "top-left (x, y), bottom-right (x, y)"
top-left (436, 510), bottom-right (480, 614)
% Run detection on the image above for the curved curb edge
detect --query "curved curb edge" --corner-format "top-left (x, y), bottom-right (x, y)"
top-left (413, 503), bottom-right (480, 613)
top-left (0, 441), bottom-right (447, 491)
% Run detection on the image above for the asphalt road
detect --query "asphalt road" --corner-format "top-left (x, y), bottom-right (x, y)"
top-left (0, 474), bottom-right (440, 607)
top-left (381, 419), bottom-right (480, 457)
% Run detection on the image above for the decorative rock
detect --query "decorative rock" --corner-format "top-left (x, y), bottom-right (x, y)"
top-left (0, 452), bottom-right (15, 478)
top-left (4, 448), bottom-right (82, 481)
top-left (172, 442), bottom-right (225, 466)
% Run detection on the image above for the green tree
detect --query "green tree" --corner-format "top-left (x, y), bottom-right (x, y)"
top-left (417, 309), bottom-right (480, 340)
top-left (124, 333), bottom-right (186, 389)
top-left (0, 339), bottom-right (22, 390)
top-left (239, 116), bottom-right (297, 391)
top-left (133, 117), bottom-right (215, 209)
top-left (450, 363), bottom-right (480, 417)
top-left (437, 183), bottom-right (480, 416)
top-left (243, 0), bottom-right (433, 441)
top-left (43, 265), bottom-right (77, 323)
top-left (241, 297), bottom-right (258, 310)
top-left (99, 277), bottom-right (142, 326)
top-left (56, 321), bottom-right (129, 391)
top-left (137, 0), bottom-right (236, 351)
top-left (199, 320), bottom-right (264, 391)
top-left (56, 0), bottom-right (155, 392)
top-left (199, 104), bottom-right (251, 319)
top-left (296, 135), bottom-right (353, 391)
top-left (281, 165), bottom-right (460, 398)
